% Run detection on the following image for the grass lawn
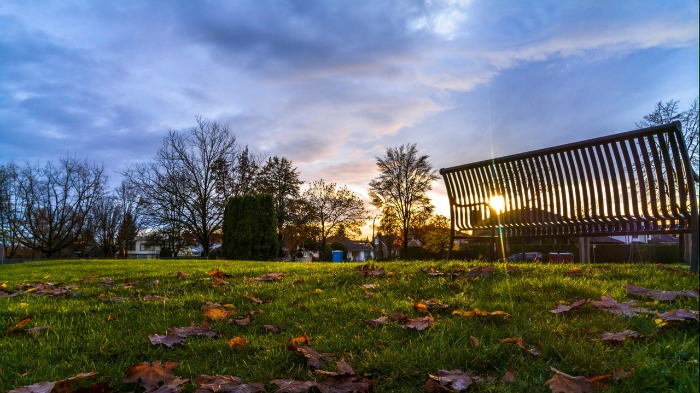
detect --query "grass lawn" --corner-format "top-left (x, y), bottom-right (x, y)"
top-left (1, 259), bottom-right (698, 392)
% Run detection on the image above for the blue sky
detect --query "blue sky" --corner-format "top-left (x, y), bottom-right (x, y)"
top-left (1, 0), bottom-right (698, 219)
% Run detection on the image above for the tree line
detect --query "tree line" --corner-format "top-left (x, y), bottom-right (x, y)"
top-left (2, 98), bottom-right (694, 261)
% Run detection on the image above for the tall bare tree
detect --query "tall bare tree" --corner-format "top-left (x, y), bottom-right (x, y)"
top-left (303, 179), bottom-right (367, 260)
top-left (0, 163), bottom-right (21, 258)
top-left (369, 143), bottom-right (438, 256)
top-left (11, 157), bottom-right (106, 258)
top-left (123, 116), bottom-right (238, 257)
top-left (637, 98), bottom-right (698, 175)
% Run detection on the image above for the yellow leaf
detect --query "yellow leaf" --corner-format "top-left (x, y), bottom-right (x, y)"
top-left (228, 337), bottom-right (247, 349)
top-left (19, 303), bottom-right (28, 308)
top-left (315, 289), bottom-right (324, 294)
top-left (204, 308), bottom-right (235, 321)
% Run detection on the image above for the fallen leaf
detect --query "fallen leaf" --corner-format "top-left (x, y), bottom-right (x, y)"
top-left (270, 379), bottom-right (318, 392)
top-left (261, 324), bottom-right (285, 333)
top-left (656, 308), bottom-right (699, 322)
top-left (414, 299), bottom-right (450, 313)
top-left (144, 294), bottom-right (169, 302)
top-left (452, 308), bottom-right (511, 318)
top-left (362, 284), bottom-right (377, 289)
top-left (228, 315), bottom-right (253, 326)
top-left (501, 364), bottom-right (516, 386)
top-left (148, 334), bottom-right (185, 348)
top-left (169, 322), bottom-right (219, 338)
top-left (288, 334), bottom-right (311, 350)
top-left (425, 369), bottom-right (481, 392)
top-left (315, 360), bottom-right (372, 392)
top-left (293, 345), bottom-right (335, 369)
top-left (176, 271), bottom-right (192, 279)
top-left (421, 266), bottom-right (445, 276)
top-left (464, 265), bottom-right (495, 278)
top-left (549, 299), bottom-right (590, 314)
top-left (655, 264), bottom-right (694, 276)
top-left (13, 316), bottom-right (32, 330)
top-left (9, 372), bottom-right (98, 393)
top-left (545, 367), bottom-right (595, 393)
top-left (624, 283), bottom-right (698, 301)
top-left (563, 267), bottom-right (583, 277)
top-left (123, 361), bottom-right (181, 392)
top-left (601, 330), bottom-right (647, 342)
top-left (243, 294), bottom-right (270, 305)
top-left (356, 263), bottom-right (387, 277)
top-left (364, 291), bottom-right (377, 297)
top-left (366, 316), bottom-right (390, 327)
top-left (590, 295), bottom-right (650, 316)
top-left (255, 272), bottom-right (285, 282)
top-left (402, 316), bottom-right (434, 331)
top-left (501, 337), bottom-right (540, 356)
top-left (227, 337), bottom-right (247, 349)
top-left (388, 311), bottom-right (408, 321)
top-left (208, 268), bottom-right (230, 279)
top-left (202, 302), bottom-right (236, 320)
top-left (195, 375), bottom-right (265, 393)
top-left (470, 336), bottom-right (480, 348)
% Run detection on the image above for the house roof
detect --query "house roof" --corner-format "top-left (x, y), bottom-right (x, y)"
top-left (589, 236), bottom-right (624, 244)
top-left (648, 234), bottom-right (679, 244)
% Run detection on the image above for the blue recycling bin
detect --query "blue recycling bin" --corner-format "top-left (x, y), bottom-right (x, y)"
top-left (331, 250), bottom-right (343, 262)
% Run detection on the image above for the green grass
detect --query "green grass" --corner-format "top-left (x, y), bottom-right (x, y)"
top-left (1, 259), bottom-right (698, 392)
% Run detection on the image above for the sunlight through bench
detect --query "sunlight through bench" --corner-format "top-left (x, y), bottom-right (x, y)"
top-left (440, 122), bottom-right (698, 273)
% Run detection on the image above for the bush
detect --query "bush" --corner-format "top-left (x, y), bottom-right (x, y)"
top-left (222, 194), bottom-right (278, 261)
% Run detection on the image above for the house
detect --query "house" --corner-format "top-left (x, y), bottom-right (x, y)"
top-left (342, 240), bottom-right (374, 262)
top-left (126, 237), bottom-right (160, 259)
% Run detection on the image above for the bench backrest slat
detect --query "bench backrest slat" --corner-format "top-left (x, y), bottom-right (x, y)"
top-left (440, 122), bottom-right (698, 238)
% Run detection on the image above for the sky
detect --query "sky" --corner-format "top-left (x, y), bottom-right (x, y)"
top-left (1, 0), bottom-right (698, 232)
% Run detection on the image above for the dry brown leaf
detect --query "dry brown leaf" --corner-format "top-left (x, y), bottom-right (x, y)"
top-left (425, 369), bottom-right (480, 392)
top-left (362, 284), bottom-right (377, 289)
top-left (123, 361), bottom-right (181, 391)
top-left (470, 336), bottom-right (480, 348)
top-left (148, 334), bottom-right (185, 347)
top-left (656, 308), bottom-right (699, 322)
top-left (169, 322), bottom-right (219, 339)
top-left (563, 266), bottom-right (583, 277)
top-left (9, 372), bottom-right (98, 393)
top-left (260, 324), bottom-right (285, 333)
top-left (388, 311), bottom-right (408, 321)
top-left (421, 266), bottom-right (446, 276)
top-left (227, 337), bottom-right (247, 349)
top-left (366, 316), bottom-right (390, 327)
top-left (144, 294), bottom-right (169, 302)
top-left (270, 379), bottom-right (318, 392)
top-left (550, 299), bottom-right (590, 314)
top-left (288, 334), bottom-right (311, 350)
top-left (655, 264), bottom-right (694, 276)
top-left (500, 364), bottom-right (516, 386)
top-left (501, 337), bottom-right (540, 356)
top-left (452, 308), bottom-right (511, 318)
top-left (402, 316), bottom-right (434, 331)
top-left (195, 375), bottom-right (265, 393)
top-left (590, 295), bottom-right (650, 316)
top-left (414, 299), bottom-right (450, 313)
top-left (624, 282), bottom-right (698, 301)
top-left (364, 291), bottom-right (377, 297)
top-left (228, 315), bottom-right (253, 326)
top-left (356, 263), bottom-right (388, 277)
top-left (255, 272), bottom-right (285, 282)
top-left (545, 367), bottom-right (595, 393)
top-left (601, 330), bottom-right (647, 342)
top-left (176, 271), bottom-right (192, 279)
top-left (243, 294), bottom-right (270, 305)
top-left (293, 345), bottom-right (335, 369)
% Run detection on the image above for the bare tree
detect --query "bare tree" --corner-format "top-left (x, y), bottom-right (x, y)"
top-left (637, 98), bottom-right (699, 175)
top-left (123, 116), bottom-right (238, 257)
top-left (90, 194), bottom-right (122, 258)
top-left (0, 163), bottom-right (21, 258)
top-left (12, 157), bottom-right (106, 258)
top-left (303, 179), bottom-right (367, 260)
top-left (369, 143), bottom-right (438, 256)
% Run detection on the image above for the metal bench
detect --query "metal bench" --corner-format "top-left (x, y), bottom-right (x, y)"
top-left (439, 122), bottom-right (698, 273)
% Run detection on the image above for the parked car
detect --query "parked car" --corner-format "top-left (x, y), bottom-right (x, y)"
top-left (505, 252), bottom-right (542, 262)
